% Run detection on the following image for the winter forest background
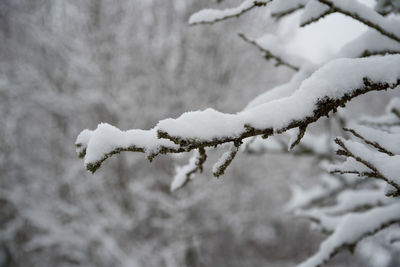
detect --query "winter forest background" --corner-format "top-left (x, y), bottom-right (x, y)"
top-left (1, 0), bottom-right (400, 266)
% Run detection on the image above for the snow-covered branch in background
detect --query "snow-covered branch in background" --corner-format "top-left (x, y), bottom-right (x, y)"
top-left (300, 0), bottom-right (333, 27)
top-left (269, 0), bottom-right (308, 20)
top-left (288, 97), bottom-right (400, 266)
top-left (298, 203), bottom-right (400, 267)
top-left (238, 33), bottom-right (301, 71)
top-left (317, 0), bottom-right (400, 43)
top-left (188, 0), bottom-right (270, 25)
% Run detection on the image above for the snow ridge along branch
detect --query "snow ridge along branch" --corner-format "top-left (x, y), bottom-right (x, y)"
top-left (77, 55), bottom-right (400, 175)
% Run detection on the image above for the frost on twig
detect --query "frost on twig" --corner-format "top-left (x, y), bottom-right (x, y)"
top-left (170, 147), bottom-right (207, 192)
top-left (212, 142), bottom-right (240, 177)
top-left (188, 0), bottom-right (269, 25)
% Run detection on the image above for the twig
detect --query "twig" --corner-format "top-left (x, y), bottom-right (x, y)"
top-left (334, 138), bottom-right (400, 192)
top-left (343, 127), bottom-right (395, 156)
top-left (317, 0), bottom-right (400, 43)
top-left (238, 33), bottom-right (300, 71)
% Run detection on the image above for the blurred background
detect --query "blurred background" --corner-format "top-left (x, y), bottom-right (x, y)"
top-left (0, 0), bottom-right (398, 266)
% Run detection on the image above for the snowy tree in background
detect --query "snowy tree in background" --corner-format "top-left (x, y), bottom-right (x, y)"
top-left (75, 0), bottom-right (400, 266)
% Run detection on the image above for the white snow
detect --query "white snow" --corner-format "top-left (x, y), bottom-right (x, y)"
top-left (300, 0), bottom-right (331, 26)
top-left (253, 34), bottom-right (306, 68)
top-left (285, 174), bottom-right (342, 211)
top-left (321, 0), bottom-right (400, 39)
top-left (340, 29), bottom-right (400, 58)
top-left (348, 124), bottom-right (400, 154)
top-left (336, 137), bottom-right (400, 187)
top-left (170, 151), bottom-right (198, 192)
top-left (76, 123), bottom-right (179, 167)
top-left (269, 0), bottom-right (309, 15)
top-left (245, 66), bottom-right (315, 109)
top-left (188, 0), bottom-right (267, 25)
top-left (157, 55), bottom-right (400, 142)
top-left (298, 203), bottom-right (400, 267)
top-left (212, 143), bottom-right (238, 175)
top-left (316, 189), bottom-right (395, 215)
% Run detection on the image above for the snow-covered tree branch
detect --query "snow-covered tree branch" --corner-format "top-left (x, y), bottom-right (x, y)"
top-left (75, 1), bottom-right (400, 266)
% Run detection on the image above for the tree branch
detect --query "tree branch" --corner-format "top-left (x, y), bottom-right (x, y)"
top-left (238, 33), bottom-right (300, 71)
top-left (343, 127), bottom-right (395, 156)
top-left (189, 0), bottom-right (269, 25)
top-left (317, 0), bottom-right (400, 43)
top-left (333, 138), bottom-right (400, 192)
top-left (170, 147), bottom-right (207, 191)
top-left (271, 4), bottom-right (305, 20)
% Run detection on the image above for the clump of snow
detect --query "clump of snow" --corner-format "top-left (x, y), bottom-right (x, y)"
top-left (77, 123), bottom-right (179, 168)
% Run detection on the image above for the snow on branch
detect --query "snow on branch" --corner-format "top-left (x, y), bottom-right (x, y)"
top-left (297, 203), bottom-right (400, 267)
top-left (269, 0), bottom-right (308, 20)
top-left (75, 124), bottom-right (186, 173)
top-left (170, 147), bottom-right (207, 191)
top-left (300, 0), bottom-right (334, 27)
top-left (286, 174), bottom-right (353, 211)
top-left (317, 0), bottom-right (400, 43)
top-left (76, 55), bottom-right (400, 175)
top-left (331, 137), bottom-right (400, 193)
top-left (157, 55), bottom-right (400, 146)
top-left (309, 189), bottom-right (395, 216)
top-left (212, 141), bottom-right (240, 177)
top-left (340, 30), bottom-right (400, 59)
top-left (238, 33), bottom-right (301, 71)
top-left (343, 126), bottom-right (399, 156)
top-left (188, 0), bottom-right (270, 25)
